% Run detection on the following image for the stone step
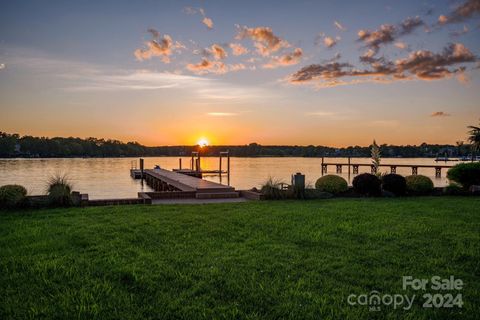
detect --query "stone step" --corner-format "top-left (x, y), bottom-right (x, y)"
top-left (195, 192), bottom-right (239, 199)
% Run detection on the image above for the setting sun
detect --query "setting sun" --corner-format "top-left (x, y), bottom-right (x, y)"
top-left (197, 138), bottom-right (209, 147)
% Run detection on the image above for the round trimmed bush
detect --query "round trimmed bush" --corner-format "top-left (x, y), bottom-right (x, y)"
top-left (352, 173), bottom-right (381, 196)
top-left (315, 175), bottom-right (348, 194)
top-left (447, 162), bottom-right (480, 189)
top-left (381, 174), bottom-right (406, 195)
top-left (405, 175), bottom-right (434, 195)
top-left (0, 184), bottom-right (27, 208)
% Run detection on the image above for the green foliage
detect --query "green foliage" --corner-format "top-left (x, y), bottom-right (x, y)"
top-left (0, 198), bottom-right (479, 319)
top-left (304, 189), bottom-right (334, 199)
top-left (260, 177), bottom-right (289, 200)
top-left (447, 162), bottom-right (480, 189)
top-left (405, 175), bottom-right (434, 195)
top-left (444, 183), bottom-right (466, 196)
top-left (467, 122), bottom-right (480, 152)
top-left (47, 175), bottom-right (73, 206)
top-left (315, 175), bottom-right (348, 194)
top-left (352, 173), bottom-right (381, 196)
top-left (381, 174), bottom-right (407, 195)
top-left (0, 184), bottom-right (27, 208)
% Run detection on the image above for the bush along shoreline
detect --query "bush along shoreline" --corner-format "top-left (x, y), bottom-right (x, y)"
top-left (259, 162), bottom-right (480, 200)
top-left (0, 174), bottom-right (84, 210)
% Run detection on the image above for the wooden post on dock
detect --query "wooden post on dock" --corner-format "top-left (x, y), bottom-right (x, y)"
top-left (198, 151), bottom-right (201, 171)
top-left (179, 158), bottom-right (182, 170)
top-left (321, 157), bottom-right (324, 176)
top-left (219, 153), bottom-right (222, 172)
top-left (348, 157), bottom-right (351, 181)
top-left (139, 158), bottom-right (144, 180)
top-left (227, 151), bottom-right (230, 186)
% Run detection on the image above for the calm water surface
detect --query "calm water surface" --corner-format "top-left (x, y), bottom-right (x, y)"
top-left (0, 157), bottom-right (457, 199)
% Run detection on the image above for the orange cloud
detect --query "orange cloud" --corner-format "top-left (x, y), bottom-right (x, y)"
top-left (438, 15), bottom-right (449, 24)
top-left (183, 7), bottom-right (214, 30)
top-left (431, 111), bottom-right (451, 117)
top-left (357, 16), bottom-right (423, 53)
top-left (134, 30), bottom-right (183, 63)
top-left (263, 48), bottom-right (303, 69)
top-left (324, 36), bottom-right (338, 48)
top-left (230, 43), bottom-right (249, 56)
top-left (187, 59), bottom-right (226, 74)
top-left (289, 43), bottom-right (477, 88)
top-left (186, 59), bottom-right (246, 75)
top-left (202, 17), bottom-right (213, 29)
top-left (235, 25), bottom-right (289, 56)
top-left (207, 44), bottom-right (227, 60)
top-left (438, 0), bottom-right (480, 24)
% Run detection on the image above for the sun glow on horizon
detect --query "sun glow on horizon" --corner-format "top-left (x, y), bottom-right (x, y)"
top-left (197, 138), bottom-right (209, 147)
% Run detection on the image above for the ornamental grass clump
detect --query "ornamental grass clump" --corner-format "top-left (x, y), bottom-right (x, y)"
top-left (260, 177), bottom-right (289, 200)
top-left (47, 174), bottom-right (73, 206)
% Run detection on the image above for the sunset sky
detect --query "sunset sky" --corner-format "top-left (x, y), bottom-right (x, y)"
top-left (0, 0), bottom-right (479, 146)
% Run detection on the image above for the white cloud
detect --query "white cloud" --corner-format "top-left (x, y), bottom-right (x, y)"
top-left (207, 112), bottom-right (238, 116)
top-left (334, 21), bottom-right (347, 31)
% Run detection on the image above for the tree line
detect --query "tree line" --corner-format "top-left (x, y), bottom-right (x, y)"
top-left (0, 132), bottom-right (472, 158)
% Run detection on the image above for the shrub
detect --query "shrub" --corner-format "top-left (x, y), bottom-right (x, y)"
top-left (47, 174), bottom-right (73, 206)
top-left (444, 183), bottom-right (466, 196)
top-left (0, 185), bottom-right (27, 208)
top-left (381, 174), bottom-right (406, 195)
top-left (315, 175), bottom-right (348, 194)
top-left (260, 177), bottom-right (289, 200)
top-left (405, 175), bottom-right (434, 195)
top-left (447, 162), bottom-right (480, 189)
top-left (352, 173), bottom-right (381, 196)
top-left (305, 189), bottom-right (334, 199)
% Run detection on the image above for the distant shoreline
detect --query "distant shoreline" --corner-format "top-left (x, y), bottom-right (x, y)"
top-left (1, 132), bottom-right (472, 159)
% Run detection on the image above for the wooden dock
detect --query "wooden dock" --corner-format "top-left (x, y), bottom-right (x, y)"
top-left (143, 168), bottom-right (238, 199)
top-left (321, 161), bottom-right (453, 177)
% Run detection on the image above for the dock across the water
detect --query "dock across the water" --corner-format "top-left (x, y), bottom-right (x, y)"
top-left (321, 161), bottom-right (453, 177)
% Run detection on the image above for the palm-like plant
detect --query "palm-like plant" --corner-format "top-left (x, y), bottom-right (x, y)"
top-left (468, 122), bottom-right (480, 158)
top-left (371, 140), bottom-right (381, 173)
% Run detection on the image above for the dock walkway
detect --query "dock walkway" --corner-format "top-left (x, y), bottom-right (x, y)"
top-left (143, 168), bottom-right (237, 198)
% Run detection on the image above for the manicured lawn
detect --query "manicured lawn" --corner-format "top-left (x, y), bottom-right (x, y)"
top-left (1, 197), bottom-right (479, 319)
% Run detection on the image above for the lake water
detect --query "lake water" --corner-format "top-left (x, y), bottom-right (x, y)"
top-left (0, 157), bottom-right (459, 199)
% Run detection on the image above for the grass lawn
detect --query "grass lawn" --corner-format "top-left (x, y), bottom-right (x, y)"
top-left (1, 197), bottom-right (479, 319)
